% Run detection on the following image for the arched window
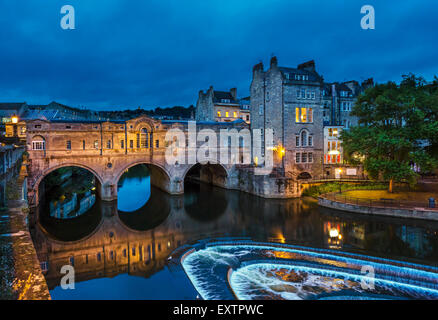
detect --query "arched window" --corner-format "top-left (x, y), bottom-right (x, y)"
top-left (301, 130), bottom-right (308, 147)
top-left (140, 128), bottom-right (148, 148)
top-left (32, 135), bottom-right (45, 150)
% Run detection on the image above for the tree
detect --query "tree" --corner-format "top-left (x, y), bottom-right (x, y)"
top-left (342, 74), bottom-right (438, 192)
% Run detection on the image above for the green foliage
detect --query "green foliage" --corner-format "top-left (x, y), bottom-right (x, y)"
top-left (342, 74), bottom-right (438, 185)
top-left (302, 182), bottom-right (387, 198)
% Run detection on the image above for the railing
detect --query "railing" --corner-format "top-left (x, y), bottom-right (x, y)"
top-left (321, 192), bottom-right (438, 211)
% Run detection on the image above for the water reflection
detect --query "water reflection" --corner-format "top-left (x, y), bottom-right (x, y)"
top-left (42, 167), bottom-right (96, 220)
top-left (30, 167), bottom-right (438, 299)
top-left (117, 165), bottom-right (151, 212)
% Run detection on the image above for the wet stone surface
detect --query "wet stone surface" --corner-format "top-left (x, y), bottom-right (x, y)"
top-left (0, 174), bottom-right (51, 300)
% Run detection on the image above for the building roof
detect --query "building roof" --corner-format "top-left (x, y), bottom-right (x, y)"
top-left (279, 66), bottom-right (324, 83)
top-left (0, 103), bottom-right (26, 110)
top-left (213, 91), bottom-right (239, 105)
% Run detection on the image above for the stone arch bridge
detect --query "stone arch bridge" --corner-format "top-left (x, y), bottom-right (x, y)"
top-left (26, 115), bottom-right (309, 207)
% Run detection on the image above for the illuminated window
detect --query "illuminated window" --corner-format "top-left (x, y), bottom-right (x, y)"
top-left (296, 107), bottom-right (313, 123)
top-left (217, 111), bottom-right (221, 117)
top-left (94, 140), bottom-right (98, 149)
top-left (233, 111), bottom-right (237, 118)
top-left (225, 111), bottom-right (229, 117)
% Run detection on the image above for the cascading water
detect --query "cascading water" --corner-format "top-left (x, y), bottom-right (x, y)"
top-left (181, 241), bottom-right (438, 300)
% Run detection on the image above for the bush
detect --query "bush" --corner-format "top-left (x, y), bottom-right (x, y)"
top-left (302, 182), bottom-right (388, 198)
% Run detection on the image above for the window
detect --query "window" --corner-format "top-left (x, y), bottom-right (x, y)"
top-left (308, 152), bottom-right (313, 163)
top-left (40, 261), bottom-right (49, 272)
top-left (132, 247), bottom-right (136, 256)
top-left (130, 140), bottom-right (133, 148)
top-left (120, 140), bottom-right (124, 149)
top-left (107, 140), bottom-right (112, 149)
top-left (66, 125), bottom-right (71, 129)
top-left (94, 140), bottom-right (98, 149)
top-left (69, 257), bottom-right (75, 266)
top-left (308, 136), bottom-right (313, 147)
top-left (301, 130), bottom-right (308, 147)
top-left (295, 107), bottom-right (313, 123)
top-left (217, 111), bottom-right (221, 118)
top-left (246, 115), bottom-right (249, 121)
top-left (35, 125), bottom-right (41, 129)
top-left (97, 252), bottom-right (102, 262)
top-left (32, 141), bottom-right (45, 150)
top-left (296, 136), bottom-right (300, 147)
top-left (296, 153), bottom-right (301, 163)
top-left (233, 111), bottom-right (237, 118)
top-left (302, 153), bottom-right (308, 163)
top-left (140, 128), bottom-right (148, 148)
top-left (82, 140), bottom-right (85, 150)
top-left (66, 140), bottom-right (71, 150)
top-left (221, 99), bottom-right (230, 103)
top-left (136, 134), bottom-right (140, 148)
top-left (225, 111), bottom-right (229, 118)
top-left (155, 140), bottom-right (159, 148)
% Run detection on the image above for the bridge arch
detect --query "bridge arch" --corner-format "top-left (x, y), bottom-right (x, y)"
top-left (183, 162), bottom-right (229, 188)
top-left (114, 161), bottom-right (173, 195)
top-left (29, 163), bottom-right (104, 207)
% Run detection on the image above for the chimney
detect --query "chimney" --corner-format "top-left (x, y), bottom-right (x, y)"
top-left (297, 60), bottom-right (316, 72)
top-left (270, 56), bottom-right (278, 68)
top-left (230, 88), bottom-right (237, 100)
top-left (252, 62), bottom-right (264, 74)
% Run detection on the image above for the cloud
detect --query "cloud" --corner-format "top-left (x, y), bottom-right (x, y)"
top-left (0, 0), bottom-right (436, 111)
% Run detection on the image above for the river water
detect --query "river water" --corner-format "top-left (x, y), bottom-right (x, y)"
top-left (30, 165), bottom-right (438, 300)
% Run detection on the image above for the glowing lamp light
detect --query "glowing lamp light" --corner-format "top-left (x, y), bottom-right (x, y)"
top-left (329, 228), bottom-right (339, 238)
top-left (11, 115), bottom-right (19, 124)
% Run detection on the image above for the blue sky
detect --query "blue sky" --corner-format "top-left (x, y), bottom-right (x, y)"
top-left (0, 0), bottom-right (437, 110)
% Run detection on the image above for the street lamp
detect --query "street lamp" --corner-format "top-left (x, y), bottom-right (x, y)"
top-left (11, 115), bottom-right (19, 124)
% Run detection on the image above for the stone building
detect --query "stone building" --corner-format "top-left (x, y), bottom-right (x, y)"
top-left (196, 87), bottom-right (250, 123)
top-left (250, 57), bottom-right (325, 180)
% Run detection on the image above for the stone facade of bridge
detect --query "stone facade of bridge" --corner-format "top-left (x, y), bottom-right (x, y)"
top-left (26, 115), bottom-right (308, 207)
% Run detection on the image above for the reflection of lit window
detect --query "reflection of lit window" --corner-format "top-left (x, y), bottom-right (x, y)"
top-left (217, 111), bottom-right (221, 117)
top-left (94, 140), bottom-right (99, 149)
top-left (233, 111), bottom-right (237, 118)
top-left (225, 111), bottom-right (229, 117)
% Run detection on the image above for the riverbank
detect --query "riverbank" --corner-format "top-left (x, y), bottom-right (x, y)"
top-left (0, 167), bottom-right (50, 300)
top-left (318, 193), bottom-right (438, 221)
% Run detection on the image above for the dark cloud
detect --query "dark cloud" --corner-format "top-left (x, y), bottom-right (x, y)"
top-left (0, 0), bottom-right (437, 110)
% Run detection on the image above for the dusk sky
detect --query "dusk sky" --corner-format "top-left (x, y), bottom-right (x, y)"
top-left (1, 0), bottom-right (437, 111)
